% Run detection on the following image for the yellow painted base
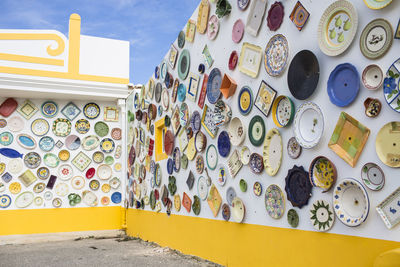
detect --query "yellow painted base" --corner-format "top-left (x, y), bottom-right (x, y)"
top-left (0, 207), bottom-right (123, 236)
top-left (126, 209), bottom-right (400, 267)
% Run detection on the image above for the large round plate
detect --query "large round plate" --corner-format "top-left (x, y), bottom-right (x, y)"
top-left (83, 103), bottom-right (100, 119)
top-left (15, 191), bottom-right (34, 208)
top-left (31, 118), bottom-right (49, 136)
top-left (178, 49), bottom-right (190, 80)
top-left (94, 122), bottom-right (109, 137)
top-left (228, 117), bottom-right (245, 146)
top-left (262, 128), bottom-right (282, 176)
top-left (75, 119), bottom-right (90, 134)
top-left (217, 131), bottom-right (231, 158)
top-left (238, 86), bottom-right (253, 115)
top-left (197, 176), bottom-right (208, 200)
top-left (383, 58), bottom-right (400, 112)
top-left (333, 178), bottom-right (369, 227)
top-left (264, 34), bottom-right (289, 77)
top-left (327, 63), bottom-right (359, 107)
top-left (206, 68), bottom-right (222, 104)
top-left (41, 101), bottom-right (58, 118)
top-left (8, 116), bottom-right (24, 132)
top-left (248, 115), bottom-right (265, 147)
top-left (65, 135), bottom-right (81, 150)
top-left (363, 0), bottom-right (392, 9)
top-left (52, 118), bottom-right (71, 137)
top-left (317, 0), bottom-right (358, 56)
top-left (310, 199), bottom-right (335, 231)
top-left (288, 50), bottom-right (319, 100)
top-left (375, 121), bottom-right (400, 167)
top-left (24, 152), bottom-right (41, 168)
top-left (58, 164), bottom-right (74, 181)
top-left (82, 135), bottom-right (100, 151)
top-left (206, 144), bottom-right (218, 170)
top-left (231, 197), bottom-right (245, 223)
top-left (361, 162), bottom-right (385, 191)
top-left (265, 184), bottom-right (284, 219)
top-left (97, 164), bottom-right (112, 180)
top-left (100, 138), bottom-right (115, 153)
top-left (360, 19), bottom-right (393, 59)
top-left (293, 102), bottom-right (324, 149)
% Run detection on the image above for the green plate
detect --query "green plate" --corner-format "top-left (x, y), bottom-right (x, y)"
top-left (249, 115), bottom-right (265, 146)
top-left (105, 155), bottom-right (114, 165)
top-left (181, 154), bottom-right (188, 169)
top-left (178, 49), bottom-right (190, 80)
top-left (192, 195), bottom-right (201, 215)
top-left (94, 121), bottom-right (109, 137)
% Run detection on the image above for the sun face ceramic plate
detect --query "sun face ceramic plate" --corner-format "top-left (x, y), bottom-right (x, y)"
top-left (333, 178), bottom-right (369, 227)
top-left (228, 117), bottom-right (245, 146)
top-left (83, 103), bottom-right (100, 119)
top-left (360, 19), bottom-right (393, 59)
top-left (310, 199), bottom-right (335, 231)
top-left (15, 191), bottom-right (34, 208)
top-left (52, 118), bottom-right (71, 137)
top-left (61, 102), bottom-right (81, 121)
top-left (317, 0), bottom-right (358, 56)
top-left (232, 197), bottom-right (245, 223)
top-left (264, 34), bottom-right (289, 77)
top-left (376, 187), bottom-right (400, 229)
top-left (31, 118), bottom-right (49, 136)
top-left (375, 122), bottom-right (400, 167)
top-left (293, 102), bottom-right (324, 149)
top-left (265, 184), bottom-right (284, 219)
top-left (363, 0), bottom-right (392, 10)
top-left (178, 49), bottom-right (190, 81)
top-left (327, 63), bottom-right (359, 107)
top-left (8, 116), bottom-right (24, 132)
top-left (272, 96), bottom-right (295, 127)
top-left (248, 115), bottom-right (265, 147)
top-left (361, 162), bottom-right (385, 191)
top-left (41, 101), bottom-right (58, 118)
top-left (206, 144), bottom-right (218, 170)
top-left (328, 112), bottom-right (370, 167)
top-left (207, 68), bottom-right (222, 104)
top-left (263, 128), bottom-right (282, 176)
top-left (82, 135), bottom-right (100, 151)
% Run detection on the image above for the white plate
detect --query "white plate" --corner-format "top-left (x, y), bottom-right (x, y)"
top-left (71, 176), bottom-right (85, 190)
top-left (15, 191), bottom-right (34, 208)
top-left (55, 182), bottom-right (69, 197)
top-left (293, 102), bottom-right (324, 149)
top-left (262, 128), bottom-right (282, 176)
top-left (58, 164), bottom-right (74, 181)
top-left (240, 146), bottom-right (250, 165)
top-left (8, 116), bottom-right (24, 132)
top-left (197, 176), bottom-right (208, 200)
top-left (97, 164), bottom-right (112, 180)
top-left (228, 117), bottom-right (245, 146)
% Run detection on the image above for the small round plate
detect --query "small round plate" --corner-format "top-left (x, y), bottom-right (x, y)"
top-left (239, 179), bottom-right (247, 192)
top-left (100, 138), bottom-right (115, 153)
top-left (111, 192), bottom-right (122, 204)
top-left (177, 83), bottom-right (186, 102)
top-left (94, 122), bottom-right (109, 137)
top-left (226, 186), bottom-right (236, 206)
top-left (97, 164), bottom-right (112, 180)
top-left (238, 86), bottom-right (253, 115)
top-left (178, 31), bottom-right (185, 48)
top-left (272, 96), bottom-right (295, 127)
top-left (105, 155), bottom-right (114, 165)
top-left (58, 164), bottom-right (74, 181)
top-left (228, 50), bottom-right (238, 70)
top-left (217, 165), bottom-right (229, 186)
top-left (65, 135), bottom-right (81, 150)
top-left (222, 203), bottom-right (230, 221)
top-left (265, 184), bottom-right (285, 219)
top-left (0, 194), bottom-right (12, 208)
top-left (8, 159), bottom-right (22, 174)
top-left (41, 101), bottom-right (58, 118)
top-left (207, 15), bottom-right (219, 40)
top-left (8, 116), bottom-right (24, 132)
top-left (0, 119), bottom-right (6, 128)
top-left (293, 102), bottom-right (324, 149)
top-left (89, 180), bottom-right (100, 191)
top-left (83, 103), bottom-right (100, 119)
top-left (240, 146), bottom-right (251, 165)
top-left (197, 176), bottom-right (208, 200)
top-left (24, 152), bottom-right (41, 169)
top-left (111, 128), bottom-right (122, 140)
top-left (207, 68), bottom-right (222, 104)
top-left (31, 118), bottom-right (49, 136)
top-left (249, 153), bottom-right (264, 174)
top-left (93, 151), bottom-right (104, 164)
top-left (361, 162), bottom-right (385, 191)
top-left (195, 155), bottom-right (204, 174)
top-left (253, 182), bottom-right (262, 196)
top-left (55, 182), bottom-right (69, 196)
top-left (287, 137), bottom-right (302, 159)
top-left (232, 19), bottom-right (244, 43)
top-left (9, 182), bottom-right (21, 194)
top-left (75, 119), bottom-right (90, 134)
top-left (327, 63), bottom-right (359, 107)
top-left (217, 131), bottom-right (231, 158)
top-left (173, 147), bottom-right (181, 172)
top-left (71, 176), bottom-right (85, 190)
top-left (39, 136), bottom-right (54, 152)
top-left (155, 83), bottom-right (162, 103)
top-left (362, 64), bottom-right (383, 90)
top-left (248, 115), bottom-right (265, 147)
top-left (228, 117), bottom-right (245, 146)
top-left (206, 144), bottom-right (218, 170)
top-left (360, 18), bottom-right (393, 59)
top-left (0, 132), bottom-right (13, 146)
top-left (83, 191), bottom-right (98, 206)
top-left (190, 111), bottom-right (201, 133)
top-left (310, 199), bottom-right (335, 231)
top-left (37, 167), bottom-right (50, 180)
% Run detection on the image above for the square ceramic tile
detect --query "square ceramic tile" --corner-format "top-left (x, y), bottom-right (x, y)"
top-left (61, 102), bottom-right (81, 121)
top-left (55, 140), bottom-right (64, 148)
top-left (17, 100), bottom-right (38, 119)
top-left (71, 151), bottom-right (92, 171)
top-left (104, 107), bottom-right (119, 122)
top-left (1, 172), bottom-right (12, 183)
top-left (290, 1), bottom-right (310, 31)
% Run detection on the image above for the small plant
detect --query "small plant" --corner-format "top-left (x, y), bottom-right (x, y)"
top-left (216, 0), bottom-right (231, 18)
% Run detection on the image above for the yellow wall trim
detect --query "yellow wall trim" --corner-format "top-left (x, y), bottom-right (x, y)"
top-left (126, 209), bottom-right (400, 267)
top-left (1, 206), bottom-right (123, 236)
top-left (0, 53), bottom-right (64, 66)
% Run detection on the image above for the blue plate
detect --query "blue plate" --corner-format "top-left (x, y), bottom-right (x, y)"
top-left (327, 63), bottom-right (359, 107)
top-left (111, 192), bottom-right (122, 204)
top-left (0, 194), bottom-right (11, 208)
top-left (177, 83), bottom-right (186, 102)
top-left (167, 158), bottom-right (174, 175)
top-left (207, 68), bottom-right (222, 104)
top-left (217, 131), bottom-right (231, 158)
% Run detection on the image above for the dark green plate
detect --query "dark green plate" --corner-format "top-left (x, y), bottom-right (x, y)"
top-left (249, 115), bottom-right (265, 146)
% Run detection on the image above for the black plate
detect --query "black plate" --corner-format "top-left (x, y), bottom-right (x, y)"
top-left (287, 50), bottom-right (319, 100)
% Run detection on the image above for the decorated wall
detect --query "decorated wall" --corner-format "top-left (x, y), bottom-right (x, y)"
top-left (126, 0), bottom-right (400, 265)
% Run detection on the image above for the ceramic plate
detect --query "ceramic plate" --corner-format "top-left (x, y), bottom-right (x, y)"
top-left (228, 117), bottom-right (245, 146)
top-left (89, 179), bottom-right (100, 191)
top-left (264, 34), bottom-right (289, 77)
top-left (65, 135), bottom-right (81, 150)
top-left (37, 167), bottom-right (50, 180)
top-left (52, 118), bottom-right (71, 137)
top-left (0, 119), bottom-right (6, 128)
top-left (15, 191), bottom-right (34, 208)
top-left (8, 116), bottom-right (24, 132)
top-left (375, 122), bottom-right (400, 167)
top-left (231, 197), bottom-right (245, 223)
top-left (328, 112), bottom-right (370, 167)
top-left (58, 150), bottom-right (70, 161)
top-left (232, 19), bottom-right (244, 43)
top-left (361, 162), bottom-right (385, 191)
top-left (97, 164), bottom-right (112, 180)
top-left (58, 164), bottom-right (74, 181)
top-left (17, 100), bottom-right (38, 120)
top-left (309, 156), bottom-right (337, 192)
top-left (245, 0), bottom-right (267, 37)
top-left (24, 152), bottom-right (41, 169)
top-left (178, 30), bottom-right (185, 48)
top-left (237, 0), bottom-right (250, 10)
top-left (206, 68), bottom-right (222, 104)
top-left (207, 15), bottom-right (219, 40)
top-left (173, 147), bottom-right (181, 172)
top-left (41, 101), bottom-right (58, 118)
top-left (83, 103), bottom-right (100, 119)
top-left (9, 182), bottom-right (21, 194)
top-left (83, 190), bottom-right (98, 206)
top-left (289, 1), bottom-right (310, 31)
top-left (272, 96), bottom-right (294, 127)
top-left (82, 135), bottom-right (100, 151)
top-left (213, 100), bottom-right (231, 127)
top-left (197, 176), bottom-right (208, 200)
top-left (16, 134), bottom-right (36, 150)
top-left (248, 115), bottom-right (265, 147)
top-left (293, 102), bottom-right (324, 149)
top-left (263, 128), bottom-right (282, 176)
top-left (362, 64), bottom-right (383, 90)
top-left (238, 42), bottom-right (262, 78)
top-left (38, 136), bottom-right (54, 152)
top-left (265, 184), bottom-right (284, 219)
top-left (222, 203), bottom-right (230, 221)
top-left (94, 122), bottom-right (109, 137)
top-left (206, 144), bottom-right (218, 170)
top-left (217, 165), bottom-right (228, 186)
top-left (179, 103), bottom-right (190, 127)
top-left (249, 153), bottom-right (264, 174)
top-left (111, 128), bottom-right (122, 140)
top-left (376, 187), bottom-right (400, 229)
top-left (0, 132), bottom-right (13, 146)
top-left (228, 50), bottom-right (238, 71)
top-left (360, 19), bottom-right (393, 59)
top-left (327, 63), bottom-right (359, 107)
top-left (310, 199), bottom-right (335, 231)
top-left (228, 149), bottom-right (242, 178)
top-left (240, 146), bottom-right (250, 165)
top-left (43, 153), bottom-right (60, 168)
top-left (71, 176), bottom-right (85, 190)
top-left (71, 151), bottom-right (92, 171)
top-left (285, 165), bottom-right (312, 208)
top-left (383, 58), bottom-right (400, 112)
top-left (267, 1), bottom-right (284, 31)
top-left (61, 102), bottom-right (81, 121)
top-left (333, 178), bottom-right (369, 227)
top-left (31, 118), bottom-right (49, 136)
top-left (8, 159), bottom-right (23, 174)
top-left (217, 131), bottom-right (231, 158)
top-left (317, 0), bottom-right (358, 56)
top-left (0, 98), bottom-right (18, 118)
top-left (100, 138), bottom-right (115, 153)
top-left (178, 49), bottom-right (190, 80)
top-left (363, 0), bottom-right (392, 10)
top-left (55, 182), bottom-right (69, 197)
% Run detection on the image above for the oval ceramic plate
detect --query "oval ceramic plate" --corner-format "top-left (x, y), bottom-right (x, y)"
top-left (82, 135), bottom-right (100, 151)
top-left (161, 89), bottom-right (169, 110)
top-left (287, 137), bottom-right (302, 159)
top-left (97, 164), bottom-right (112, 180)
top-left (15, 191), bottom-right (34, 208)
top-left (240, 146), bottom-right (250, 165)
top-left (178, 30), bottom-right (185, 48)
top-left (264, 34), bottom-right (289, 77)
top-left (310, 199), bottom-right (335, 231)
top-left (293, 102), bottom-right (324, 149)
top-left (272, 96), bottom-right (295, 127)
top-left (207, 68), bottom-right (222, 104)
top-left (333, 178), bottom-right (369, 227)
top-left (173, 147), bottom-right (181, 172)
top-left (31, 118), bottom-right (49, 136)
top-left (265, 184), bottom-right (285, 219)
top-left (43, 153), bottom-right (60, 168)
top-left (38, 136), bottom-right (54, 152)
top-left (228, 117), bottom-right (245, 146)
top-left (238, 86), bottom-right (254, 115)
top-left (363, 0), bottom-right (392, 9)
top-left (361, 162), bottom-right (385, 191)
top-left (33, 182), bottom-right (46, 193)
top-left (83, 103), bottom-right (100, 119)
top-left (231, 197), bottom-right (245, 223)
top-left (94, 122), bottom-right (109, 137)
top-left (178, 49), bottom-right (190, 80)
top-left (232, 19), bottom-right (244, 43)
top-left (248, 115), bottom-right (265, 147)
top-left (52, 118), bottom-right (71, 137)
top-left (206, 144), bottom-right (218, 170)
top-left (317, 0), bottom-right (358, 56)
top-left (226, 186), bottom-right (236, 206)
top-left (17, 134), bottom-right (36, 150)
top-left (41, 101), bottom-right (58, 118)
top-left (75, 119), bottom-right (90, 134)
top-left (8, 116), bottom-right (24, 132)
top-left (327, 63), bottom-right (359, 107)
top-left (197, 176), bottom-right (208, 200)
top-left (217, 131), bottom-right (231, 158)
top-left (263, 128), bottom-right (282, 176)
top-left (360, 19), bottom-right (393, 59)
top-left (207, 15), bottom-right (219, 40)
top-left (58, 164), bottom-right (74, 181)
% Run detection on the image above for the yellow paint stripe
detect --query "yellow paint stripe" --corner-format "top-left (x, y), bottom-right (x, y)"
top-left (0, 53), bottom-right (64, 66)
top-left (0, 66), bottom-right (129, 84)
top-left (126, 209), bottom-right (400, 267)
top-left (0, 207), bottom-right (123, 235)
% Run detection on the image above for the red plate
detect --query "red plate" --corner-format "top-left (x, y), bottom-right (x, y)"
top-left (229, 51), bottom-right (238, 70)
top-left (154, 189), bottom-right (159, 200)
top-left (164, 130), bottom-right (174, 156)
top-left (267, 2), bottom-right (284, 31)
top-left (111, 128), bottom-right (122, 140)
top-left (86, 167), bottom-right (95, 179)
top-left (0, 98), bottom-right (18, 117)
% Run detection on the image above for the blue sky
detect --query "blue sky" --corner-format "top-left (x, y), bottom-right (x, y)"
top-left (0, 0), bottom-right (198, 84)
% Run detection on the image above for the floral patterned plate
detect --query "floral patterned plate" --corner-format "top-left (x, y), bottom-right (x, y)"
top-left (265, 184), bottom-right (284, 219)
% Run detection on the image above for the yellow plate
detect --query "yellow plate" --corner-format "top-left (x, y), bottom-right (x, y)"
top-left (174, 194), bottom-right (181, 212)
top-left (9, 182), bottom-right (21, 194)
top-left (187, 137), bottom-right (197, 161)
top-left (58, 150), bottom-right (70, 161)
top-left (101, 183), bottom-right (111, 193)
top-left (101, 196), bottom-right (110, 206)
top-left (114, 163), bottom-right (122, 172)
top-left (376, 121), bottom-right (400, 167)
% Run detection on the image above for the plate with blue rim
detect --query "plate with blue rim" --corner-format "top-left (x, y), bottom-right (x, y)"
top-left (327, 63), bottom-right (359, 107)
top-left (206, 68), bottom-right (222, 104)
